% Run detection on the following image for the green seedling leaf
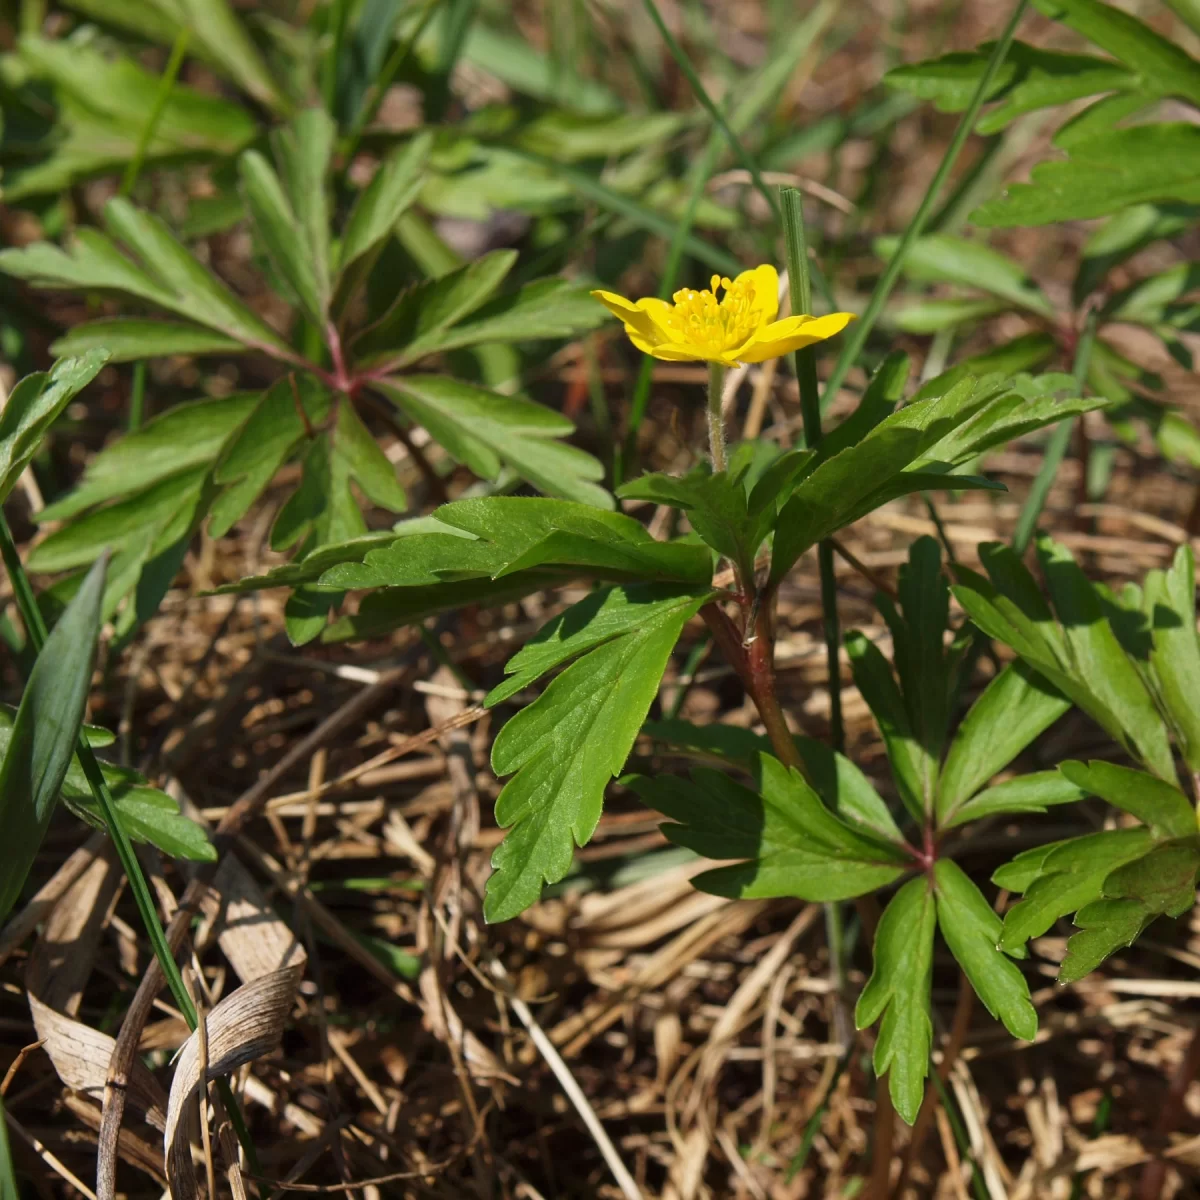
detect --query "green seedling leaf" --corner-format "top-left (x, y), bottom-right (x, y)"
top-left (1061, 841), bottom-right (1200, 981)
top-left (975, 124), bottom-right (1200, 227)
top-left (485, 593), bottom-right (707, 921)
top-left (996, 827), bottom-right (1156, 952)
top-left (937, 661), bottom-right (1071, 823)
top-left (1058, 760), bottom-right (1195, 839)
top-left (632, 753), bottom-right (910, 901)
top-left (942, 771), bottom-right (1087, 829)
top-left (855, 876), bottom-right (936, 1125)
top-left (0, 555), bottom-right (107, 923)
top-left (487, 584), bottom-right (716, 705)
top-left (381, 376), bottom-right (611, 508)
top-left (935, 859), bottom-right (1037, 1041)
top-left (877, 233), bottom-right (1054, 316)
top-left (0, 351), bottom-right (108, 505)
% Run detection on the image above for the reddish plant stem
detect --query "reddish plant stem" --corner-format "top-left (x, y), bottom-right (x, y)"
top-left (700, 595), bottom-right (806, 777)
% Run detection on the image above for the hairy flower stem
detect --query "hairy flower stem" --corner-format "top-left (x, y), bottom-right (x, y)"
top-left (706, 361), bottom-right (728, 474)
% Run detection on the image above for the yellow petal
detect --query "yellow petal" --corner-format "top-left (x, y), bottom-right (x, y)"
top-left (591, 289), bottom-right (664, 343)
top-left (628, 333), bottom-right (705, 362)
top-left (728, 264), bottom-right (779, 324)
top-left (733, 311), bottom-right (856, 364)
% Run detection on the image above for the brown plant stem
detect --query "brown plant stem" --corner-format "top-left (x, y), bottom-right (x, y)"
top-left (1137, 1020), bottom-right (1200, 1200)
top-left (889, 972), bottom-right (975, 1200)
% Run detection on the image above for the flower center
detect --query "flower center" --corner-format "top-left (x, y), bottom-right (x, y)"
top-left (661, 274), bottom-right (762, 357)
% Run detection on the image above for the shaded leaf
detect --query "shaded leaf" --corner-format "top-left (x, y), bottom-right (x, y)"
top-left (1058, 760), bottom-right (1194, 839)
top-left (632, 753), bottom-right (910, 901)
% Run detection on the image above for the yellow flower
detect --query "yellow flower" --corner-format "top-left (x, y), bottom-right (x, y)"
top-left (591, 264), bottom-right (855, 367)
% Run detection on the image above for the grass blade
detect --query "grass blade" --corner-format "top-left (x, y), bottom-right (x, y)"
top-left (821, 0), bottom-right (1030, 409)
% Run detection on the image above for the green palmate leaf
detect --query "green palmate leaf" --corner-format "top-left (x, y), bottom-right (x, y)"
top-left (632, 753), bottom-right (910, 901)
top-left (772, 371), bottom-right (1101, 582)
top-left (1105, 264), bottom-right (1200, 327)
top-left (1076, 204), bottom-right (1200, 299)
top-left (952, 541), bottom-right (1174, 780)
top-left (4, 35), bottom-right (260, 199)
top-left (643, 717), bottom-right (771, 766)
top-left (0, 555), bottom-right (106, 923)
top-left (337, 133), bottom-right (431, 280)
top-left (0, 351), bottom-right (108, 505)
top-left (937, 661), bottom-right (1071, 824)
top-left (793, 737), bottom-right (905, 844)
top-left (855, 876), bottom-right (936, 1125)
top-left (885, 40), bottom-right (1137, 132)
top-left (1058, 761), bottom-right (1195, 839)
top-left (28, 466), bottom-right (210, 575)
top-left (239, 108), bottom-right (335, 325)
top-left (487, 584), bottom-right (716, 705)
top-left (51, 319), bottom-right (244, 362)
top-left (995, 827), bottom-right (1155, 952)
top-left (39, 393), bottom-right (259, 522)
top-left (877, 233), bottom-right (1054, 316)
top-left (1061, 841), bottom-right (1200, 982)
top-left (845, 631), bottom-right (930, 823)
top-left (1142, 546), bottom-right (1200, 771)
top-left (0, 198), bottom-right (290, 353)
top-left (819, 351), bottom-right (910, 463)
top-left (974, 125), bottom-right (1200, 227)
top-left (942, 771), bottom-right (1087, 829)
top-left (325, 572), bottom-right (569, 642)
top-left (353, 249), bottom-right (517, 365)
top-left (770, 375), bottom-right (990, 581)
top-left (270, 401), bottom-right (407, 553)
top-left (1037, 536), bottom-right (1175, 781)
top-left (485, 593), bottom-right (707, 922)
top-left (934, 860), bottom-right (1038, 1041)
top-left (618, 449), bottom-right (812, 582)
top-left (321, 496), bottom-right (712, 593)
top-left (1030, 0), bottom-right (1200, 107)
top-left (209, 379), bottom-right (331, 537)
top-left (421, 277), bottom-right (610, 355)
top-left (379, 376), bottom-right (611, 508)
